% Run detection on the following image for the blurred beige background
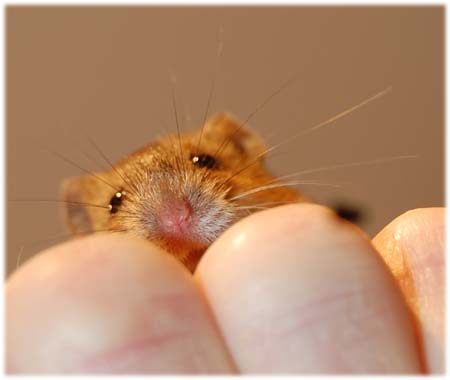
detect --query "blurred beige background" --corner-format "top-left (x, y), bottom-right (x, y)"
top-left (6, 6), bottom-right (444, 276)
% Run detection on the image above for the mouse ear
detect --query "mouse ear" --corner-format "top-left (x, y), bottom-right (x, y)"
top-left (205, 113), bottom-right (267, 157)
top-left (61, 175), bottom-right (95, 234)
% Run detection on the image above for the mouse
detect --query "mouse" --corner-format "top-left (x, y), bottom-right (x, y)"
top-left (62, 113), bottom-right (307, 272)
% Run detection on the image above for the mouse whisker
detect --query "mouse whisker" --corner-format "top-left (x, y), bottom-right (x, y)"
top-left (76, 142), bottom-right (109, 170)
top-left (214, 72), bottom-right (300, 158)
top-left (220, 142), bottom-right (298, 187)
top-left (221, 87), bottom-right (394, 185)
top-left (230, 180), bottom-right (343, 202)
top-left (263, 87), bottom-right (394, 157)
top-left (235, 205), bottom-right (271, 211)
top-left (153, 119), bottom-right (186, 156)
top-left (235, 200), bottom-right (305, 209)
top-left (309, 86), bottom-right (393, 133)
top-left (8, 199), bottom-right (111, 210)
top-left (269, 155), bottom-right (418, 182)
top-left (15, 245), bottom-right (25, 271)
top-left (220, 149), bottom-right (269, 186)
top-left (197, 26), bottom-right (224, 152)
top-left (82, 131), bottom-right (141, 196)
top-left (170, 73), bottom-right (186, 175)
top-left (218, 140), bottom-right (316, 187)
top-left (12, 228), bottom-right (128, 272)
top-left (43, 147), bottom-right (118, 192)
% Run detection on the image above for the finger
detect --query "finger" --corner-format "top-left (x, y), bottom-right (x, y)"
top-left (372, 207), bottom-right (445, 374)
top-left (196, 204), bottom-right (423, 374)
top-left (6, 233), bottom-right (235, 374)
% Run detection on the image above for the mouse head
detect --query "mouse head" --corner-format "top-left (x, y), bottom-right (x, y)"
top-left (63, 113), bottom-right (302, 271)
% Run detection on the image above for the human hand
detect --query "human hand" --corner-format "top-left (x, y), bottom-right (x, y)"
top-left (6, 204), bottom-right (444, 374)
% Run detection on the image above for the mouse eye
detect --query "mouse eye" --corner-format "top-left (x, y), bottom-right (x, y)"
top-left (191, 154), bottom-right (217, 169)
top-left (108, 191), bottom-right (125, 214)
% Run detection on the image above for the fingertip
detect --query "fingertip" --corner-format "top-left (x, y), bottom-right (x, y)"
top-left (197, 203), bottom-right (352, 275)
top-left (196, 203), bottom-right (422, 373)
top-left (8, 233), bottom-right (187, 293)
top-left (7, 233), bottom-right (234, 374)
top-left (373, 207), bottom-right (445, 373)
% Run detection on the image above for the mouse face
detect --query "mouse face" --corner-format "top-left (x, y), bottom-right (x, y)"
top-left (63, 113), bottom-right (303, 271)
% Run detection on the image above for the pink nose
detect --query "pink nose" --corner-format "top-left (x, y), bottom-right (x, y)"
top-left (158, 199), bottom-right (193, 235)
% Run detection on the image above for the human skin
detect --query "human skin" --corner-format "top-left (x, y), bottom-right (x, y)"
top-left (5, 204), bottom-right (445, 374)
